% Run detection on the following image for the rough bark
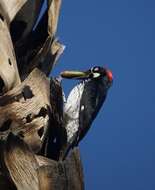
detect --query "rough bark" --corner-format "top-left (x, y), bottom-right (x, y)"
top-left (0, 134), bottom-right (84, 190)
top-left (0, 69), bottom-right (51, 153)
top-left (0, 0), bottom-right (85, 189)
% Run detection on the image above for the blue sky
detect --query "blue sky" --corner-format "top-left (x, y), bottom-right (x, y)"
top-left (51, 0), bottom-right (155, 189)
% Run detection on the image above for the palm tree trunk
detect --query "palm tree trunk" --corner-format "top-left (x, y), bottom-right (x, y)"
top-left (0, 1), bottom-right (84, 189)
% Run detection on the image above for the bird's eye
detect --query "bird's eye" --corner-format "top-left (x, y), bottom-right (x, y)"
top-left (93, 67), bottom-right (99, 72)
top-left (91, 66), bottom-right (99, 72)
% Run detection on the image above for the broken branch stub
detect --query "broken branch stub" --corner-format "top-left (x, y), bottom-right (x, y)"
top-left (0, 69), bottom-right (51, 153)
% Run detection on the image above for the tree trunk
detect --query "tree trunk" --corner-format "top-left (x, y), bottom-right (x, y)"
top-left (0, 0), bottom-right (84, 189)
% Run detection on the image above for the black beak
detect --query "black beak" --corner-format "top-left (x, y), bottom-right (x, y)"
top-left (60, 70), bottom-right (91, 79)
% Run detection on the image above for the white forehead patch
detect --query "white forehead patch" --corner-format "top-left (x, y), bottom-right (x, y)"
top-left (93, 72), bottom-right (100, 78)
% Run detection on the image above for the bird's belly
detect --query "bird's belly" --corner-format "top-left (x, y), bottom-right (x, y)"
top-left (65, 99), bottom-right (80, 141)
top-left (66, 118), bottom-right (79, 141)
top-left (64, 82), bottom-right (84, 142)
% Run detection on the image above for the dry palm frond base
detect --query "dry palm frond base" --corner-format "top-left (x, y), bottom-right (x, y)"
top-left (0, 0), bottom-right (85, 189)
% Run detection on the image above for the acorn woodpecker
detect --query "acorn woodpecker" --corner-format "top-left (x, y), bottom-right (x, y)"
top-left (61, 66), bottom-right (113, 157)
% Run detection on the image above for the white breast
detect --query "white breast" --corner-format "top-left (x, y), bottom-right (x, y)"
top-left (64, 82), bottom-right (84, 142)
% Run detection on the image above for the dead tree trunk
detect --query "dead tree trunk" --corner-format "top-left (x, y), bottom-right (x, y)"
top-left (0, 1), bottom-right (84, 189)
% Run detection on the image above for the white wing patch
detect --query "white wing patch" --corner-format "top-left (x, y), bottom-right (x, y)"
top-left (81, 105), bottom-right (85, 111)
top-left (64, 82), bottom-right (84, 142)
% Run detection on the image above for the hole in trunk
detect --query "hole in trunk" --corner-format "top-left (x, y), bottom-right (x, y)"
top-left (0, 14), bottom-right (4, 21)
top-left (38, 107), bottom-right (48, 118)
top-left (0, 77), bottom-right (5, 95)
top-left (22, 85), bottom-right (34, 100)
top-left (18, 131), bottom-right (24, 138)
top-left (38, 127), bottom-right (44, 138)
top-left (25, 114), bottom-right (32, 123)
top-left (8, 58), bottom-right (12, 65)
top-left (0, 119), bottom-right (12, 132)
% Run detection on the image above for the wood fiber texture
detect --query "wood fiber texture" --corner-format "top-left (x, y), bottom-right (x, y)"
top-left (0, 0), bottom-right (85, 190)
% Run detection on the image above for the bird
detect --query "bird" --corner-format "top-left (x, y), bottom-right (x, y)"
top-left (61, 66), bottom-right (113, 158)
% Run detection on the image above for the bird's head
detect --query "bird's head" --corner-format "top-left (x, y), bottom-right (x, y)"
top-left (61, 66), bottom-right (113, 88)
top-left (90, 66), bottom-right (113, 87)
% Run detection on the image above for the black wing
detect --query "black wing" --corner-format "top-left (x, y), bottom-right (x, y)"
top-left (77, 78), bottom-right (107, 143)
